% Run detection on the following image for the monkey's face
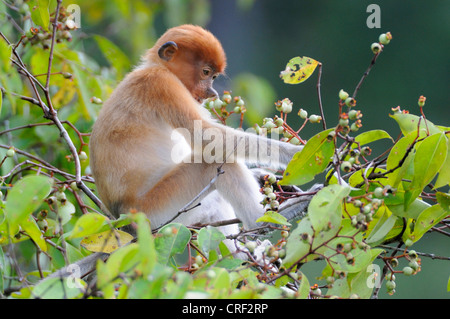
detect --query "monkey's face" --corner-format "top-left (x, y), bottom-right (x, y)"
top-left (170, 58), bottom-right (220, 103)
top-left (158, 40), bottom-right (222, 103)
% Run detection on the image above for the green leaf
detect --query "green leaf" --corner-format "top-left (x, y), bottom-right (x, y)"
top-left (256, 211), bottom-right (291, 226)
top-left (29, 0), bottom-right (50, 31)
top-left (448, 275), bottom-right (450, 292)
top-left (155, 223), bottom-right (191, 265)
top-left (0, 246), bottom-right (5, 292)
top-left (0, 39), bottom-right (12, 73)
top-left (56, 201), bottom-right (76, 225)
top-left (5, 175), bottom-right (52, 233)
top-left (98, 243), bottom-right (139, 288)
top-left (308, 184), bottom-right (350, 233)
top-left (365, 208), bottom-right (398, 245)
top-left (389, 112), bottom-right (440, 137)
top-left (297, 272), bottom-right (310, 299)
top-left (434, 137), bottom-right (450, 188)
top-left (32, 277), bottom-right (86, 299)
top-left (93, 35), bottom-right (131, 78)
top-left (197, 226), bottom-right (225, 256)
top-left (404, 132), bottom-right (447, 209)
top-left (282, 217), bottom-right (318, 267)
top-left (353, 129), bottom-right (393, 147)
top-left (280, 128), bottom-right (335, 186)
top-left (132, 213), bottom-right (156, 276)
top-left (412, 204), bottom-right (447, 243)
top-left (436, 192), bottom-right (450, 211)
top-left (69, 213), bottom-right (108, 239)
top-left (386, 131), bottom-right (416, 188)
top-left (80, 229), bottom-right (134, 253)
top-left (280, 56), bottom-right (319, 84)
top-left (20, 216), bottom-right (47, 252)
top-left (387, 190), bottom-right (431, 219)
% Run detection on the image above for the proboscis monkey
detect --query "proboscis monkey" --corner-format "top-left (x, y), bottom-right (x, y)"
top-left (90, 24), bottom-right (302, 247)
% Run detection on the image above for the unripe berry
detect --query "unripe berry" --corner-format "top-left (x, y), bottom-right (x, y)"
top-left (235, 98), bottom-right (245, 107)
top-left (408, 250), bottom-right (418, 259)
top-left (340, 161), bottom-right (352, 173)
top-left (339, 118), bottom-right (349, 127)
top-left (195, 255), bottom-right (204, 266)
top-left (90, 96), bottom-right (102, 104)
top-left (386, 280), bottom-right (396, 290)
top-left (390, 258), bottom-right (399, 268)
top-left (298, 108), bottom-right (308, 119)
top-left (348, 109), bottom-right (360, 120)
top-left (222, 92), bottom-right (232, 104)
top-left (373, 187), bottom-right (384, 198)
top-left (350, 123), bottom-right (360, 132)
top-left (274, 117), bottom-right (284, 127)
top-left (270, 200), bottom-right (280, 210)
top-left (290, 137), bottom-right (300, 145)
top-left (363, 204), bottom-right (372, 215)
top-left (327, 130), bottom-right (336, 141)
top-left (6, 147), bottom-right (15, 157)
top-left (267, 192), bottom-right (277, 200)
top-left (408, 260), bottom-right (420, 271)
top-left (371, 42), bottom-right (382, 54)
top-left (418, 95), bottom-right (426, 108)
top-left (339, 89), bottom-right (349, 101)
top-left (404, 238), bottom-right (414, 247)
top-left (402, 266), bottom-right (414, 276)
top-left (353, 200), bottom-right (362, 207)
top-left (267, 173), bottom-right (277, 184)
top-left (361, 146), bottom-right (372, 156)
top-left (345, 97), bottom-right (356, 107)
top-left (79, 151), bottom-right (88, 161)
top-left (309, 114), bottom-right (322, 123)
top-left (70, 181), bottom-right (79, 191)
top-left (378, 33), bottom-right (390, 45)
top-left (37, 219), bottom-right (48, 232)
top-left (56, 191), bottom-right (66, 202)
top-left (245, 241), bottom-right (257, 253)
top-left (213, 98), bottom-right (224, 109)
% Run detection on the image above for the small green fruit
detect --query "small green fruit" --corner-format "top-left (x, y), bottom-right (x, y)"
top-left (379, 33), bottom-right (390, 45)
top-left (403, 266), bottom-right (414, 276)
top-left (340, 161), bottom-right (352, 173)
top-left (345, 97), bottom-right (356, 107)
top-left (6, 147), bottom-right (15, 157)
top-left (339, 89), bottom-right (349, 101)
top-left (371, 42), bottom-right (382, 53)
top-left (298, 108), bottom-right (308, 119)
top-left (386, 280), bottom-right (396, 290)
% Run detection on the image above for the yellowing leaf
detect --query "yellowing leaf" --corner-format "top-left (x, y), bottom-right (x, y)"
top-left (280, 56), bottom-right (319, 84)
top-left (81, 230), bottom-right (134, 253)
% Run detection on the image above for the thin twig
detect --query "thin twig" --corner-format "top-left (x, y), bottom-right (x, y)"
top-left (316, 63), bottom-right (326, 130)
top-left (352, 51), bottom-right (381, 99)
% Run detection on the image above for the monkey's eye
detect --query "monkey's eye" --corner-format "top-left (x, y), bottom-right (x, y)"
top-left (202, 68), bottom-right (211, 76)
top-left (212, 74), bottom-right (218, 80)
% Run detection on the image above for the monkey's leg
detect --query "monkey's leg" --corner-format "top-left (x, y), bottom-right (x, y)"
top-left (135, 162), bottom-right (264, 230)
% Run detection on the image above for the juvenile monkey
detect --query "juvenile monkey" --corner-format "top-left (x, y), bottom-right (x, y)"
top-left (90, 25), bottom-right (302, 242)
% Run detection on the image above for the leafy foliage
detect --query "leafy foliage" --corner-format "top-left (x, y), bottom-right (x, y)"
top-left (0, 2), bottom-right (448, 299)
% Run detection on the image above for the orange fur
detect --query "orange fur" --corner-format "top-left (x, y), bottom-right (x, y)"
top-left (90, 25), bottom-right (301, 231)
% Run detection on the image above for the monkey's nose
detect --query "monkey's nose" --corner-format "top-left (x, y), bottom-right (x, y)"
top-left (206, 87), bottom-right (219, 99)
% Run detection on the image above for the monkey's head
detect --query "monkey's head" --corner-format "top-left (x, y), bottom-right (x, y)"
top-left (150, 24), bottom-right (227, 102)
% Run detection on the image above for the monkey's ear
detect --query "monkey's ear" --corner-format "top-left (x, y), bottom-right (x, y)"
top-left (158, 41), bottom-right (178, 61)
